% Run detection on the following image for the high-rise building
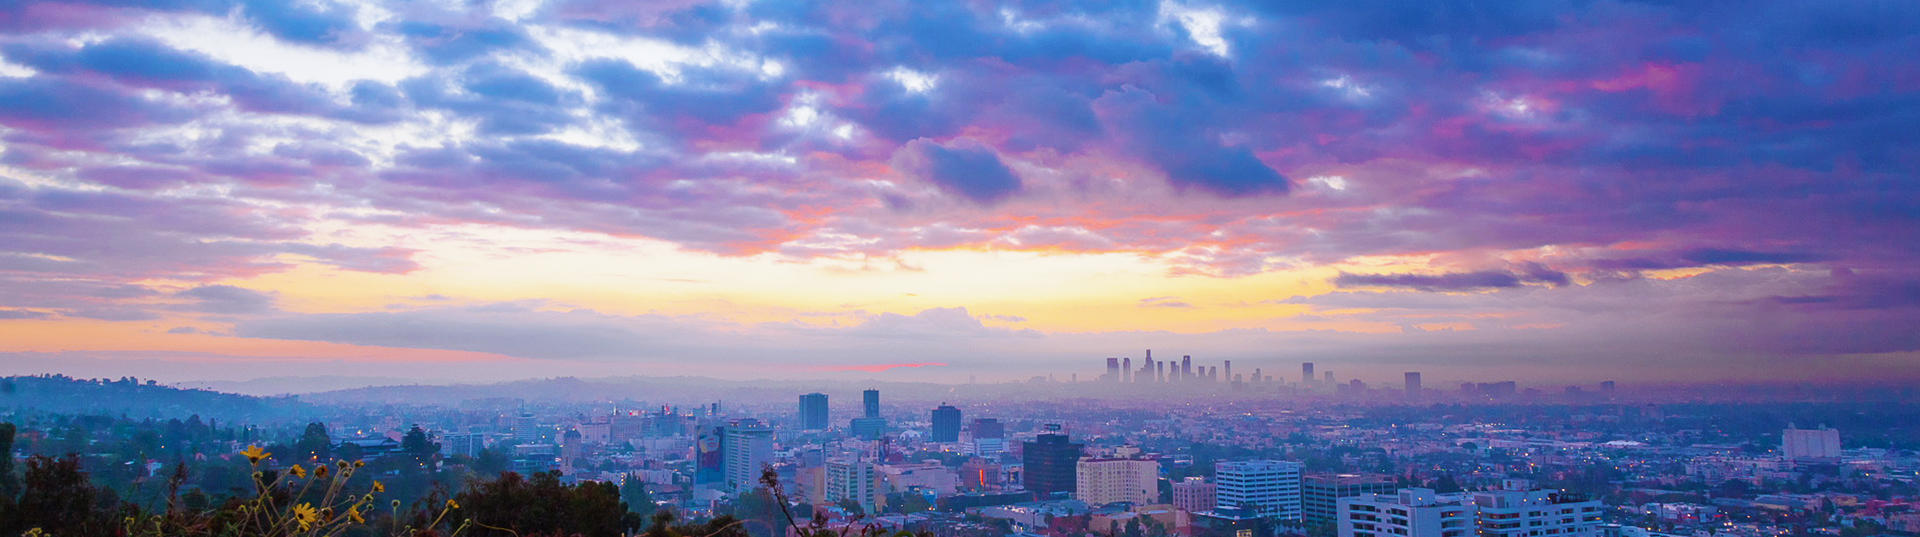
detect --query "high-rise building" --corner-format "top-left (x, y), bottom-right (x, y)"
top-left (1404, 372), bottom-right (1422, 395)
top-left (931, 404), bottom-right (962, 442)
top-left (1302, 362), bottom-right (1315, 386)
top-left (1338, 488), bottom-right (1474, 537)
top-left (1782, 426), bottom-right (1842, 460)
top-left (1304, 473), bottom-right (1399, 525)
top-left (1156, 361), bottom-right (1165, 382)
top-left (1076, 457), bottom-right (1160, 507)
top-left (1471, 487), bottom-right (1602, 537)
top-left (826, 457), bottom-right (880, 513)
top-left (1123, 357), bottom-right (1133, 383)
top-left (695, 426), bottom-right (724, 484)
top-left (1022, 431), bottom-right (1084, 498)
top-left (862, 389), bottom-right (881, 418)
top-left (513, 412), bottom-right (540, 444)
top-left (1173, 477), bottom-right (1217, 513)
top-left (723, 419), bottom-right (774, 491)
top-left (1324, 371), bottom-right (1334, 385)
top-left (1215, 460), bottom-right (1304, 521)
top-left (799, 393), bottom-right (829, 430)
top-left (1182, 355), bottom-right (1193, 379)
top-left (1224, 361), bottom-right (1232, 385)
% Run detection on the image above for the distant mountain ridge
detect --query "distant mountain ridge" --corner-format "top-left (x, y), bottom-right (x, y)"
top-left (0, 374), bottom-right (306, 421)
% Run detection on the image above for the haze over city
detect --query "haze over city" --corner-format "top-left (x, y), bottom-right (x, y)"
top-left (0, 0), bottom-right (1916, 389)
top-left (3, 3), bottom-right (1920, 537)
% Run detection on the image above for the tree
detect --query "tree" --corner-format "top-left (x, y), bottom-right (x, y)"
top-left (0, 423), bottom-right (20, 501)
top-left (472, 447), bottom-right (510, 476)
top-left (622, 474), bottom-right (656, 513)
top-left (8, 455), bottom-right (119, 536)
top-left (401, 425), bottom-right (439, 467)
top-left (294, 422), bottom-right (331, 461)
top-left (456, 471), bottom-right (627, 537)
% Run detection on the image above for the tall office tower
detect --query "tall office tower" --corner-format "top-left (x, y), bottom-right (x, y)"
top-left (1252, 368), bottom-right (1262, 385)
top-left (1076, 457), bottom-right (1160, 507)
top-left (863, 389), bottom-right (881, 418)
top-left (1123, 357), bottom-right (1133, 383)
top-left (1324, 371), bottom-right (1334, 385)
top-left (1156, 362), bottom-right (1165, 382)
top-left (1106, 357), bottom-right (1121, 382)
top-left (1782, 426), bottom-right (1842, 460)
top-left (1182, 355), bottom-right (1193, 378)
top-left (723, 419), bottom-right (775, 491)
top-left (825, 457), bottom-right (880, 513)
top-left (1173, 477), bottom-right (1217, 513)
top-left (1302, 362), bottom-right (1315, 386)
top-left (1022, 431), bottom-right (1084, 498)
top-left (931, 403), bottom-right (962, 442)
top-left (1215, 460), bottom-right (1304, 521)
top-left (1224, 361), bottom-right (1233, 384)
top-left (1471, 486), bottom-right (1603, 537)
top-left (1304, 473), bottom-right (1398, 525)
top-left (798, 393), bottom-right (829, 430)
top-left (1405, 372), bottom-right (1423, 396)
top-left (1337, 488), bottom-right (1474, 537)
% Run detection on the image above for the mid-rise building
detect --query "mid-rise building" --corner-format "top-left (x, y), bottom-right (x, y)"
top-left (1022, 431), bottom-right (1084, 498)
top-left (798, 393), bottom-right (829, 430)
top-left (1215, 460), bottom-right (1303, 521)
top-left (826, 457), bottom-right (880, 513)
top-left (1076, 457), bottom-right (1160, 507)
top-left (1305, 473), bottom-right (1399, 525)
top-left (723, 419), bottom-right (774, 491)
top-left (1337, 488), bottom-right (1473, 537)
top-left (931, 404), bottom-right (962, 442)
top-left (1471, 487), bottom-right (1603, 537)
top-left (1173, 477), bottom-right (1217, 513)
top-left (1782, 426), bottom-right (1841, 460)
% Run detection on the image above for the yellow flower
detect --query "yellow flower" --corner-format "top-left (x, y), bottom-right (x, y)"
top-left (314, 465), bottom-right (329, 478)
top-left (372, 481), bottom-right (385, 493)
top-left (240, 445), bottom-right (271, 465)
top-left (353, 460), bottom-right (366, 468)
top-left (292, 503), bottom-right (319, 531)
top-left (446, 499), bottom-right (460, 509)
top-left (288, 464), bottom-right (307, 478)
top-left (347, 506), bottom-right (366, 524)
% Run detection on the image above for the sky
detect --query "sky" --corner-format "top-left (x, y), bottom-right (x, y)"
top-left (0, 0), bottom-right (1916, 387)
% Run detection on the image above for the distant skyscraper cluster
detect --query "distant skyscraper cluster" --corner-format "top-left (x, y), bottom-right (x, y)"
top-left (1096, 350), bottom-right (1282, 387)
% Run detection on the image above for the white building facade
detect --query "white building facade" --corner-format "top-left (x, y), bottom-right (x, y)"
top-left (1215, 460), bottom-right (1304, 521)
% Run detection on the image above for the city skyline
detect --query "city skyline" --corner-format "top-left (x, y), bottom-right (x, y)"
top-left (1, 1), bottom-right (1916, 385)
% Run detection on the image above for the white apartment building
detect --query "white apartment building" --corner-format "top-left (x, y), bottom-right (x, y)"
top-left (1338, 488), bottom-right (1474, 537)
top-left (826, 457), bottom-right (880, 513)
top-left (1215, 460), bottom-right (1304, 521)
top-left (1473, 487), bottom-right (1604, 537)
top-left (1782, 426), bottom-right (1841, 460)
top-left (1077, 457), bottom-right (1161, 506)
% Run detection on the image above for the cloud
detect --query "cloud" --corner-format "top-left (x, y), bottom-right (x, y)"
top-left (177, 285), bottom-right (277, 315)
top-left (1335, 265), bottom-right (1569, 292)
top-left (892, 139), bottom-right (1024, 204)
top-left (1139, 296), bottom-right (1193, 308)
